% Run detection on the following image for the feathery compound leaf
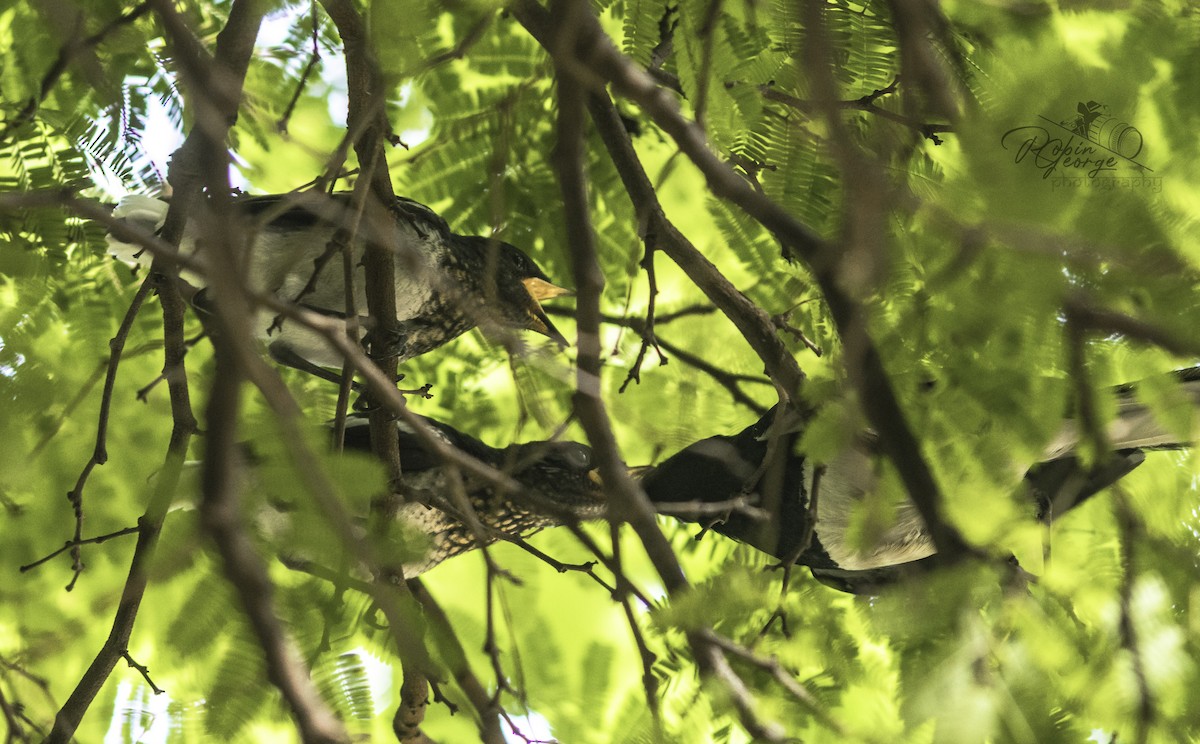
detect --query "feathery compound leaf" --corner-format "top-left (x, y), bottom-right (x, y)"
top-left (620, 0), bottom-right (670, 66)
top-left (315, 651), bottom-right (377, 722)
top-left (204, 632), bottom-right (272, 739)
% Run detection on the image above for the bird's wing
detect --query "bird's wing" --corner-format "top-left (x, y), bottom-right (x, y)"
top-left (106, 195), bottom-right (169, 268)
top-left (236, 192), bottom-right (452, 242)
top-left (808, 556), bottom-right (941, 595)
top-left (1041, 368), bottom-right (1200, 460)
top-left (341, 414), bottom-right (484, 473)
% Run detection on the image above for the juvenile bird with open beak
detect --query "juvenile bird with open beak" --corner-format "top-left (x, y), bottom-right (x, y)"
top-left (106, 191), bottom-right (572, 385)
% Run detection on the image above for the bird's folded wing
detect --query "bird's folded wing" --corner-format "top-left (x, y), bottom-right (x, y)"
top-left (1041, 369), bottom-right (1200, 460)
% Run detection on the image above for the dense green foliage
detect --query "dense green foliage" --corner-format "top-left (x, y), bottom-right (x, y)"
top-left (2, 0), bottom-right (1200, 742)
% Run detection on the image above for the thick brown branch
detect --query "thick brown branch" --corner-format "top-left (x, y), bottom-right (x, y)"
top-left (544, 3), bottom-right (806, 739)
top-left (549, 0), bottom-right (688, 595)
top-left (1064, 298), bottom-right (1200, 359)
top-left (40, 0), bottom-right (284, 734)
top-left (316, 3), bottom-right (444, 738)
top-left (47, 274), bottom-right (197, 744)
top-left (145, 3), bottom-right (351, 742)
top-left (519, 0), bottom-right (966, 560)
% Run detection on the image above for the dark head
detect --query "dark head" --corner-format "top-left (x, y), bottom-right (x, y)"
top-left (347, 414), bottom-right (604, 520)
top-left (455, 236), bottom-right (572, 347)
top-left (500, 440), bottom-right (606, 520)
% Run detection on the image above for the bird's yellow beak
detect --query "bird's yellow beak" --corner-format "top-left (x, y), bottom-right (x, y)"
top-left (522, 277), bottom-right (572, 347)
top-left (626, 465), bottom-right (654, 480)
top-left (523, 277), bottom-right (573, 302)
top-left (588, 465), bottom-right (652, 487)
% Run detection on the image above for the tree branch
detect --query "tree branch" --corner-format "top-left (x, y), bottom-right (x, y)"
top-left (19, 525), bottom-right (141, 574)
top-left (58, 275), bottom-right (154, 590)
top-left (1064, 297), bottom-right (1200, 359)
top-left (548, 0), bottom-right (688, 595)
top-left (544, 3), bottom-right (804, 739)
top-left (751, 76), bottom-right (953, 144)
top-left (317, 2), bottom-right (438, 738)
top-left (40, 0), bottom-right (285, 732)
top-left (146, 0), bottom-right (352, 740)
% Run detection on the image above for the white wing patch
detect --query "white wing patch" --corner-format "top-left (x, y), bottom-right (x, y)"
top-left (106, 195), bottom-right (169, 267)
top-left (809, 450), bottom-right (937, 571)
top-left (1041, 378), bottom-right (1200, 460)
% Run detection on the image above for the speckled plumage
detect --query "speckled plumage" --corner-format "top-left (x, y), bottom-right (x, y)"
top-left (107, 192), bottom-right (570, 376)
top-left (341, 415), bottom-right (606, 577)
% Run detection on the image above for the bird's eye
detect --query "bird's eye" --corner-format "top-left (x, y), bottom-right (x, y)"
top-left (559, 443), bottom-right (592, 470)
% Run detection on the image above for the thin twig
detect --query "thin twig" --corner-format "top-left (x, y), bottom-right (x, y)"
top-left (55, 275), bottom-right (155, 590)
top-left (0, 683), bottom-right (29, 744)
top-left (1, 1), bottom-right (153, 141)
top-left (619, 241), bottom-right (666, 392)
top-left (1114, 490), bottom-right (1154, 744)
top-left (135, 332), bottom-right (207, 402)
top-left (548, 305), bottom-right (772, 412)
top-left (771, 308), bottom-right (823, 357)
top-left (120, 652), bottom-right (164, 695)
top-left (752, 77), bottom-right (953, 144)
top-left (608, 521), bottom-right (661, 723)
top-left (505, 535), bottom-right (615, 593)
top-left (564, 523), bottom-right (655, 608)
top-left (19, 525), bottom-right (141, 573)
top-left (698, 629), bottom-right (843, 733)
top-left (276, 2), bottom-right (323, 134)
top-left (483, 558), bottom-right (517, 705)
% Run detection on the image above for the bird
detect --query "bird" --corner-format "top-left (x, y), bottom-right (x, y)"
top-left (640, 367), bottom-right (1200, 594)
top-left (106, 192), bottom-right (572, 385)
top-left (261, 414), bottom-right (607, 578)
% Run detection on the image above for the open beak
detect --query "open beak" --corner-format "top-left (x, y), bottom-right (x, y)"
top-left (524, 277), bottom-right (574, 303)
top-left (588, 465), bottom-right (652, 487)
top-left (626, 465), bottom-right (654, 480)
top-left (522, 277), bottom-right (572, 347)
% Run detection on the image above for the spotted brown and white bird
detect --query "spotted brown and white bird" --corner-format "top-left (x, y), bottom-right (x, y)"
top-left (106, 192), bottom-right (571, 384)
top-left (344, 415), bottom-right (605, 575)
top-left (255, 415), bottom-right (606, 578)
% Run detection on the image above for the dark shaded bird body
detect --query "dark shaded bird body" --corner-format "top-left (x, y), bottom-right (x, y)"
top-left (107, 192), bottom-right (570, 378)
top-left (342, 416), bottom-right (605, 576)
top-left (641, 369), bottom-right (1200, 593)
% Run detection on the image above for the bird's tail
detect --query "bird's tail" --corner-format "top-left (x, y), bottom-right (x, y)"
top-left (1042, 368), bottom-right (1200, 460)
top-left (105, 194), bottom-right (169, 269)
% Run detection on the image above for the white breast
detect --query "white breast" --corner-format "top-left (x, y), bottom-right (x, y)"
top-left (810, 449), bottom-right (937, 571)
